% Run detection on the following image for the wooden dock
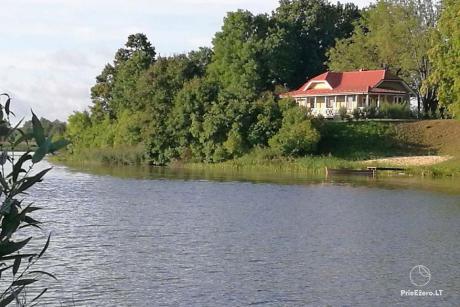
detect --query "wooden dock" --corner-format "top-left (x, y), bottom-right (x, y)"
top-left (325, 167), bottom-right (376, 177)
top-left (325, 166), bottom-right (406, 177)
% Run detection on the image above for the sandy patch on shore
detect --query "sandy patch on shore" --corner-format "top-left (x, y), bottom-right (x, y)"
top-left (365, 155), bottom-right (453, 167)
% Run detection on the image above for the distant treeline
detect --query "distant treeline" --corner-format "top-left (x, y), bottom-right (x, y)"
top-left (65, 0), bottom-right (459, 165)
top-left (22, 117), bottom-right (66, 140)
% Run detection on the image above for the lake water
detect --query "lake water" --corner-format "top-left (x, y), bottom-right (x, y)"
top-left (24, 161), bottom-right (460, 306)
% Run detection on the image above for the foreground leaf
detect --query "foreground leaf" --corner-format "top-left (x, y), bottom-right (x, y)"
top-left (0, 286), bottom-right (25, 307)
top-left (31, 111), bottom-right (45, 147)
top-left (0, 238), bottom-right (32, 257)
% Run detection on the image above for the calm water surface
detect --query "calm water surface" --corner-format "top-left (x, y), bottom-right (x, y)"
top-left (26, 161), bottom-right (460, 306)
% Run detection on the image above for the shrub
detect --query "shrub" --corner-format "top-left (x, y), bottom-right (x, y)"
top-left (352, 108), bottom-right (362, 120)
top-left (269, 107), bottom-right (320, 156)
top-left (364, 106), bottom-right (378, 118)
top-left (223, 128), bottom-right (245, 157)
top-left (338, 106), bottom-right (348, 120)
top-left (0, 94), bottom-right (68, 305)
top-left (379, 102), bottom-right (411, 119)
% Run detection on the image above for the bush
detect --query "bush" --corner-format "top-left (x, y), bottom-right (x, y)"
top-left (364, 106), bottom-right (378, 118)
top-left (338, 106), bottom-right (348, 120)
top-left (269, 107), bottom-right (320, 156)
top-left (379, 102), bottom-right (411, 119)
top-left (223, 128), bottom-right (245, 157)
top-left (352, 108), bottom-right (362, 120)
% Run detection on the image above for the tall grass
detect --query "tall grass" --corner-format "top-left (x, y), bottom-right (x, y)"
top-left (54, 144), bottom-right (147, 165)
top-left (317, 121), bottom-right (414, 159)
top-left (378, 102), bottom-right (412, 119)
top-left (184, 146), bottom-right (360, 175)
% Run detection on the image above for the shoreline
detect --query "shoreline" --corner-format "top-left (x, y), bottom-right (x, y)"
top-left (55, 119), bottom-right (460, 178)
top-left (48, 155), bottom-right (460, 195)
top-left (51, 153), bottom-right (459, 178)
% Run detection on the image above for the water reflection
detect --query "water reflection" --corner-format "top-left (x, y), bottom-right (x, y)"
top-left (21, 160), bottom-right (460, 306)
top-left (61, 161), bottom-right (460, 195)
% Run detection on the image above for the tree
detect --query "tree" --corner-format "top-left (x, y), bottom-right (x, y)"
top-left (22, 117), bottom-right (66, 140)
top-left (208, 10), bottom-right (273, 99)
top-left (327, 0), bottom-right (439, 116)
top-left (169, 78), bottom-right (219, 160)
top-left (269, 104), bottom-right (320, 156)
top-left (114, 33), bottom-right (156, 66)
top-left (428, 0), bottom-right (460, 117)
top-left (91, 33), bottom-right (156, 117)
top-left (138, 54), bottom-right (209, 164)
top-left (188, 47), bottom-right (213, 78)
top-left (270, 0), bottom-right (360, 88)
top-left (66, 111), bottom-right (92, 147)
top-left (90, 64), bottom-right (116, 120)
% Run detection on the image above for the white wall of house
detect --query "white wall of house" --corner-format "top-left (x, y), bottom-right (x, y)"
top-left (295, 94), bottom-right (410, 118)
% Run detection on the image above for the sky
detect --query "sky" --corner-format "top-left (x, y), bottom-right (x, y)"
top-left (0, 0), bottom-right (373, 122)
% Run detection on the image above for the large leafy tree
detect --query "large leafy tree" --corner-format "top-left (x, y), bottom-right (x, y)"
top-left (90, 64), bottom-right (116, 120)
top-left (327, 0), bottom-right (439, 116)
top-left (428, 0), bottom-right (460, 117)
top-left (91, 33), bottom-right (156, 118)
top-left (270, 0), bottom-right (360, 88)
top-left (208, 10), bottom-right (273, 99)
top-left (138, 54), bottom-right (207, 164)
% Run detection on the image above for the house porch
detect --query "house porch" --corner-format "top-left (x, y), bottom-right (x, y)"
top-left (295, 93), bottom-right (410, 118)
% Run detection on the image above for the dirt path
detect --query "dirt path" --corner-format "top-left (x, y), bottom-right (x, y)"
top-left (365, 155), bottom-right (453, 167)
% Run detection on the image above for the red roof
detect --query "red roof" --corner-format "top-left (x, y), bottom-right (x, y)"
top-left (282, 69), bottom-right (409, 97)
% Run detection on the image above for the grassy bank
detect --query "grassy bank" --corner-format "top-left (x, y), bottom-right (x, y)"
top-left (180, 152), bottom-right (360, 175)
top-left (181, 120), bottom-right (460, 177)
top-left (51, 144), bottom-right (147, 166)
top-left (55, 120), bottom-right (460, 177)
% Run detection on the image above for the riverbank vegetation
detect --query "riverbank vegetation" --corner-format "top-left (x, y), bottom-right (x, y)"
top-left (61, 0), bottom-right (460, 177)
top-left (180, 120), bottom-right (460, 177)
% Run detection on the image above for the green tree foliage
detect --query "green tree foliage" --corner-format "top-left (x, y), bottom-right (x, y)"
top-left (22, 117), bottom-right (66, 141)
top-left (208, 10), bottom-right (273, 99)
top-left (168, 78), bottom-right (219, 160)
top-left (90, 64), bottom-right (116, 120)
top-left (139, 54), bottom-right (212, 164)
top-left (105, 33), bottom-right (156, 115)
top-left (66, 111), bottom-right (93, 148)
top-left (66, 0), bottom-right (360, 165)
top-left (269, 104), bottom-right (320, 156)
top-left (271, 0), bottom-right (360, 88)
top-left (428, 0), bottom-right (460, 117)
top-left (328, 0), bottom-right (439, 116)
top-left (0, 94), bottom-right (68, 305)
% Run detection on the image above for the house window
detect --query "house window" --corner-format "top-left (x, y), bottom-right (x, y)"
top-left (307, 97), bottom-right (315, 109)
top-left (393, 96), bottom-right (404, 103)
top-left (316, 96), bottom-right (325, 108)
top-left (326, 97), bottom-right (334, 108)
top-left (296, 98), bottom-right (307, 107)
top-left (336, 95), bottom-right (346, 108)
